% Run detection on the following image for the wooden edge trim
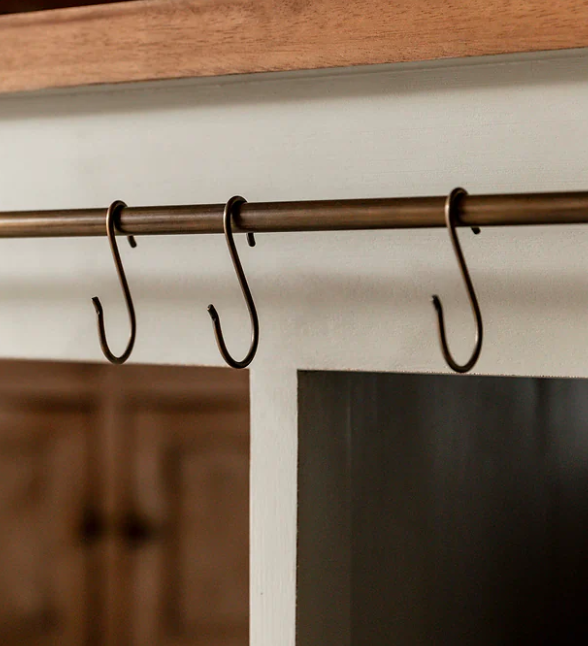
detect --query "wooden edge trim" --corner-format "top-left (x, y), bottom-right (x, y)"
top-left (0, 359), bottom-right (249, 402)
top-left (0, 0), bottom-right (588, 94)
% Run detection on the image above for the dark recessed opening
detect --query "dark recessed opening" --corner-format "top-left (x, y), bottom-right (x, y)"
top-left (297, 371), bottom-right (588, 645)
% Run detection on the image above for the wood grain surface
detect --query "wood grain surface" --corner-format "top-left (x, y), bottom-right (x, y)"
top-left (0, 0), bottom-right (588, 94)
top-left (0, 360), bottom-right (249, 645)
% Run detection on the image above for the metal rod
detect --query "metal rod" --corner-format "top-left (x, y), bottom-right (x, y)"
top-left (1, 191), bottom-right (588, 238)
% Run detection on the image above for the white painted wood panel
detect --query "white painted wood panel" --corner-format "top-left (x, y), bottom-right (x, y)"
top-left (2, 50), bottom-right (588, 645)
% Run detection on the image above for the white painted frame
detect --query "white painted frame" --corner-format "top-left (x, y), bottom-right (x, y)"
top-left (2, 50), bottom-right (588, 644)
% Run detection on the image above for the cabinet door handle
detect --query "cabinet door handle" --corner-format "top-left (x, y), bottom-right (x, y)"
top-left (121, 513), bottom-right (157, 547)
top-left (80, 507), bottom-right (105, 544)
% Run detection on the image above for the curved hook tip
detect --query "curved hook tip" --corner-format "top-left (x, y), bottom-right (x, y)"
top-left (246, 233), bottom-right (256, 248)
top-left (207, 304), bottom-right (220, 324)
top-left (91, 296), bottom-right (103, 317)
top-left (431, 295), bottom-right (442, 313)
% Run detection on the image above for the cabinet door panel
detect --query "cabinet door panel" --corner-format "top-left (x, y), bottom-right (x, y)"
top-left (128, 408), bottom-right (249, 646)
top-left (0, 406), bottom-right (94, 646)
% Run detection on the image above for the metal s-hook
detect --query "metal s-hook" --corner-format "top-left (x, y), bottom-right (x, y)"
top-left (208, 195), bottom-right (259, 369)
top-left (92, 200), bottom-right (137, 365)
top-left (432, 188), bottom-right (483, 374)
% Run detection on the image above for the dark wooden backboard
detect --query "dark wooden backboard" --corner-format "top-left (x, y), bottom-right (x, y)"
top-left (0, 1), bottom-right (128, 14)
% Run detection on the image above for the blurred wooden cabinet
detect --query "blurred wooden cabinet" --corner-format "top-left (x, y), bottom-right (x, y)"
top-left (0, 405), bottom-right (93, 645)
top-left (0, 361), bottom-right (249, 646)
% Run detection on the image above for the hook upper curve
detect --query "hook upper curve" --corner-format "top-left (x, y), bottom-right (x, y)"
top-left (431, 187), bottom-right (483, 374)
top-left (92, 200), bottom-right (137, 365)
top-left (207, 195), bottom-right (259, 370)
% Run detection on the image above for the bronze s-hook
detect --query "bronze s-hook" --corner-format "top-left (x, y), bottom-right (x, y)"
top-left (208, 195), bottom-right (259, 369)
top-left (92, 200), bottom-right (137, 365)
top-left (432, 187), bottom-right (483, 374)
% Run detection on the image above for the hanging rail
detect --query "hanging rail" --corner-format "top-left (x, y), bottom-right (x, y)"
top-left (1, 191), bottom-right (588, 238)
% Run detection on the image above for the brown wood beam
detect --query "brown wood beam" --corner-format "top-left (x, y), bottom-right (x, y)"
top-left (1, 0), bottom-right (588, 94)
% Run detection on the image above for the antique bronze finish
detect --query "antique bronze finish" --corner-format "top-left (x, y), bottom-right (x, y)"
top-left (91, 200), bottom-right (137, 365)
top-left (2, 189), bottom-right (584, 372)
top-left (207, 196), bottom-right (259, 370)
top-left (0, 192), bottom-right (587, 238)
top-left (432, 189), bottom-right (483, 374)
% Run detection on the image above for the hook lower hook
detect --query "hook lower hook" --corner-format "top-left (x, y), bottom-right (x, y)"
top-left (431, 187), bottom-right (483, 374)
top-left (208, 195), bottom-right (259, 369)
top-left (92, 200), bottom-right (137, 365)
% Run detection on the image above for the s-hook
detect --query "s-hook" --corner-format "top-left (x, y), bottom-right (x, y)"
top-left (92, 200), bottom-right (137, 365)
top-left (208, 195), bottom-right (259, 369)
top-left (432, 187), bottom-right (483, 374)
